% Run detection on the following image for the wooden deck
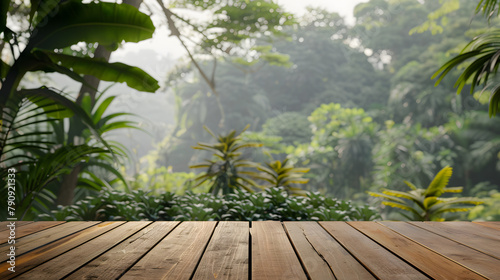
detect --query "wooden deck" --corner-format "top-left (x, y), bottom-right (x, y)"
top-left (1, 221), bottom-right (499, 279)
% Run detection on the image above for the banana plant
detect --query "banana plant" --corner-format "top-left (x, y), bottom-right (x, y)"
top-left (368, 166), bottom-right (484, 221)
top-left (254, 158), bottom-right (310, 196)
top-left (190, 125), bottom-right (263, 195)
top-left (0, 0), bottom-right (159, 218)
top-left (0, 0), bottom-right (158, 108)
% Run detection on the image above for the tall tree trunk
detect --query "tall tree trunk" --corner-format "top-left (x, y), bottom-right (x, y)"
top-left (56, 0), bottom-right (143, 206)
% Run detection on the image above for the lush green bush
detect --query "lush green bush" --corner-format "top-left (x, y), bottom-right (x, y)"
top-left (37, 187), bottom-right (379, 222)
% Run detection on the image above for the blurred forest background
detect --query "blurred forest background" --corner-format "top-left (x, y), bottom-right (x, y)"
top-left (1, 0), bottom-right (499, 221)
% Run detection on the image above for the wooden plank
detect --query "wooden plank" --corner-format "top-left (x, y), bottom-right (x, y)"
top-left (12, 222), bottom-right (150, 280)
top-left (350, 222), bottom-right (486, 280)
top-left (192, 221), bottom-right (249, 280)
top-left (0, 221), bottom-right (34, 231)
top-left (284, 222), bottom-right (374, 280)
top-left (0, 221), bottom-right (100, 262)
top-left (411, 222), bottom-right (500, 259)
top-left (65, 222), bottom-right (178, 280)
top-left (381, 221), bottom-right (500, 280)
top-left (0, 221), bottom-right (126, 279)
top-left (0, 221), bottom-right (65, 244)
top-left (121, 221), bottom-right (217, 280)
top-left (474, 221), bottom-right (500, 231)
top-left (251, 221), bottom-right (307, 280)
top-left (320, 222), bottom-right (428, 280)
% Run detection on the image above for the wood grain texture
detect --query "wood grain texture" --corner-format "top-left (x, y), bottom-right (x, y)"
top-left (192, 221), bottom-right (249, 280)
top-left (285, 222), bottom-right (374, 280)
top-left (14, 222), bottom-right (150, 280)
top-left (473, 221), bottom-right (500, 231)
top-left (0, 221), bottom-right (99, 263)
top-left (411, 222), bottom-right (500, 259)
top-left (65, 221), bottom-right (178, 280)
top-left (0, 221), bottom-right (125, 279)
top-left (350, 222), bottom-right (486, 280)
top-left (251, 221), bottom-right (307, 280)
top-left (0, 221), bottom-right (33, 231)
top-left (381, 221), bottom-right (500, 279)
top-left (121, 221), bottom-right (217, 280)
top-left (320, 221), bottom-right (428, 280)
top-left (0, 221), bottom-right (65, 244)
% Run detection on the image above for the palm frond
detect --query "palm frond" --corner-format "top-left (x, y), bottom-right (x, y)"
top-left (425, 166), bottom-right (453, 197)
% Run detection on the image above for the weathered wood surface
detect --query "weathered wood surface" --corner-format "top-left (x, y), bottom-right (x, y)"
top-left (1, 221), bottom-right (498, 279)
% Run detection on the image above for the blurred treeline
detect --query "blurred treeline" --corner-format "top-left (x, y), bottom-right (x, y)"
top-left (145, 0), bottom-right (499, 219)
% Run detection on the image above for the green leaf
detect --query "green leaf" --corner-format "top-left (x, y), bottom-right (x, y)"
top-left (19, 87), bottom-right (104, 144)
top-left (26, 95), bottom-right (73, 119)
top-left (382, 189), bottom-right (420, 201)
top-left (93, 96), bottom-right (115, 124)
top-left (31, 0), bottom-right (59, 27)
top-left (443, 187), bottom-right (463, 193)
top-left (403, 180), bottom-right (418, 190)
top-left (32, 49), bottom-right (159, 92)
top-left (28, 0), bottom-right (155, 50)
top-left (367, 191), bottom-right (406, 203)
top-left (425, 166), bottom-right (453, 197)
top-left (490, 86), bottom-right (500, 117)
top-left (423, 197), bottom-right (439, 209)
top-left (381, 201), bottom-right (421, 217)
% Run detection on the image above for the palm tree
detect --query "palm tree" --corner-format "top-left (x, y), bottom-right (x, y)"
top-left (190, 125), bottom-right (262, 195)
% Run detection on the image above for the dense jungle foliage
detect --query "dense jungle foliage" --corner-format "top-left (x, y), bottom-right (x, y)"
top-left (1, 0), bottom-right (499, 221)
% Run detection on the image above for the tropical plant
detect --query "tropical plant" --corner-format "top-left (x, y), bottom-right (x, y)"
top-left (368, 166), bottom-right (484, 221)
top-left (38, 187), bottom-right (380, 222)
top-left (432, 0), bottom-right (500, 117)
top-left (254, 158), bottom-right (309, 195)
top-left (0, 0), bottom-right (158, 107)
top-left (53, 91), bottom-right (139, 205)
top-left (190, 125), bottom-right (262, 195)
top-left (0, 88), bottom-right (106, 220)
top-left (0, 0), bottom-right (159, 218)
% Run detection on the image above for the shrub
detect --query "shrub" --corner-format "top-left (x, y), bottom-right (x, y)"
top-left (38, 187), bottom-right (379, 221)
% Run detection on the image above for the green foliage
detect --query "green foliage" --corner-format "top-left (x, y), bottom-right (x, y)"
top-left (432, 0), bottom-right (500, 117)
top-left (476, 0), bottom-right (500, 19)
top-left (254, 158), bottom-right (309, 195)
top-left (372, 123), bottom-right (448, 192)
top-left (409, 0), bottom-right (460, 35)
top-left (0, 88), bottom-right (110, 219)
top-left (28, 0), bottom-right (155, 50)
top-left (369, 166), bottom-right (484, 221)
top-left (468, 190), bottom-right (500, 221)
top-left (0, 0), bottom-right (160, 218)
top-left (170, 0), bottom-right (294, 55)
top-left (1, 0), bottom-right (158, 105)
top-left (38, 187), bottom-right (379, 222)
top-left (190, 125), bottom-right (262, 195)
top-left (32, 49), bottom-right (158, 92)
top-left (261, 112), bottom-right (312, 145)
top-left (116, 166), bottom-right (208, 195)
top-left (67, 91), bottom-right (139, 193)
top-left (289, 103), bottom-right (376, 198)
